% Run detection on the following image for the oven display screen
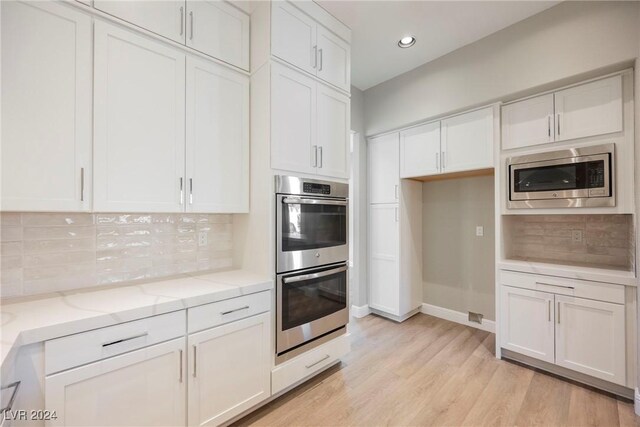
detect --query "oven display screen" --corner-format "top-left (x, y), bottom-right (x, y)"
top-left (513, 160), bottom-right (606, 193)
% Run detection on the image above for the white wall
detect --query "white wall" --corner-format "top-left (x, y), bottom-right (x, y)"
top-left (364, 1), bottom-right (640, 136)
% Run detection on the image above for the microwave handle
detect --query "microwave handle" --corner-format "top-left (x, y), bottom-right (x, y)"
top-left (283, 265), bottom-right (348, 284)
top-left (282, 197), bottom-right (347, 206)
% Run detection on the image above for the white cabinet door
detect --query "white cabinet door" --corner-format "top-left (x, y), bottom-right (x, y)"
top-left (501, 94), bottom-right (554, 150)
top-left (400, 122), bottom-right (441, 178)
top-left (1, 1), bottom-right (92, 212)
top-left (186, 0), bottom-right (250, 70)
top-left (94, 0), bottom-right (185, 43)
top-left (317, 84), bottom-right (350, 179)
top-left (316, 25), bottom-right (350, 92)
top-left (271, 1), bottom-right (317, 75)
top-left (554, 75), bottom-right (623, 142)
top-left (188, 313), bottom-right (271, 427)
top-left (186, 56), bottom-right (249, 213)
top-left (368, 133), bottom-right (400, 204)
top-left (555, 295), bottom-right (626, 385)
top-left (369, 204), bottom-right (400, 316)
top-left (500, 286), bottom-right (555, 363)
top-left (271, 63), bottom-right (317, 175)
top-left (441, 107), bottom-right (494, 174)
top-left (94, 22), bottom-right (186, 212)
top-left (45, 338), bottom-right (186, 427)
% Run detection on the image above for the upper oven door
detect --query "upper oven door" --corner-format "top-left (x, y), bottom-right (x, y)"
top-left (510, 153), bottom-right (611, 202)
top-left (276, 195), bottom-right (348, 273)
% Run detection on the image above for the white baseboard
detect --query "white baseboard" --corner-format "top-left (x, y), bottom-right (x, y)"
top-left (350, 304), bottom-right (370, 318)
top-left (635, 388), bottom-right (640, 416)
top-left (421, 303), bottom-right (495, 333)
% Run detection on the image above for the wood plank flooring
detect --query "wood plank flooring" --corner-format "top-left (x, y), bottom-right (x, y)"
top-left (234, 313), bottom-right (640, 426)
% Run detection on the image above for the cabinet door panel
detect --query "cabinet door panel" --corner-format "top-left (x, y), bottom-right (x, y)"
top-left (45, 338), bottom-right (186, 427)
top-left (501, 94), bottom-right (554, 150)
top-left (186, 1), bottom-right (249, 70)
top-left (188, 313), bottom-right (271, 427)
top-left (316, 26), bottom-right (350, 91)
top-left (271, 63), bottom-right (316, 174)
top-left (186, 57), bottom-right (249, 213)
top-left (1, 1), bottom-right (92, 212)
top-left (94, 0), bottom-right (185, 43)
top-left (368, 134), bottom-right (399, 204)
top-left (554, 75), bottom-right (623, 142)
top-left (317, 84), bottom-right (349, 179)
top-left (94, 22), bottom-right (186, 212)
top-left (271, 1), bottom-right (317, 75)
top-left (441, 107), bottom-right (494, 173)
top-left (369, 204), bottom-right (399, 315)
top-left (400, 122), bottom-right (440, 178)
top-left (500, 286), bottom-right (554, 363)
top-left (555, 295), bottom-right (625, 385)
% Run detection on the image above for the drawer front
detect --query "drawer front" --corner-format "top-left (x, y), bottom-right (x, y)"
top-left (45, 310), bottom-right (186, 375)
top-left (187, 290), bottom-right (271, 333)
top-left (499, 270), bottom-right (625, 304)
top-left (272, 333), bottom-right (349, 395)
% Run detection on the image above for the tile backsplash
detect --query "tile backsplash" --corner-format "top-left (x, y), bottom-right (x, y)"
top-left (0, 213), bottom-right (233, 299)
top-left (504, 214), bottom-right (635, 271)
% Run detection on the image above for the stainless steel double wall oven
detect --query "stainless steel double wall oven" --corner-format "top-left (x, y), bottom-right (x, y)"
top-left (275, 176), bottom-right (349, 362)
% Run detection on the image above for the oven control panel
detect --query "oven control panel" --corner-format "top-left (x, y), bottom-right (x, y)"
top-left (303, 182), bottom-right (331, 195)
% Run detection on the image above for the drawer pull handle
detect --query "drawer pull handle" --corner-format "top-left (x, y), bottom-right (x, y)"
top-left (305, 354), bottom-right (330, 369)
top-left (221, 305), bottom-right (250, 316)
top-left (535, 282), bottom-right (574, 290)
top-left (102, 332), bottom-right (148, 348)
top-left (178, 349), bottom-right (183, 383)
top-left (193, 345), bottom-right (197, 377)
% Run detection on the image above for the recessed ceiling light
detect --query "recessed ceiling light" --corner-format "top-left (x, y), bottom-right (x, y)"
top-left (398, 36), bottom-right (416, 48)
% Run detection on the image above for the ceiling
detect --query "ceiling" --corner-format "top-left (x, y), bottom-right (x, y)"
top-left (317, 1), bottom-right (560, 91)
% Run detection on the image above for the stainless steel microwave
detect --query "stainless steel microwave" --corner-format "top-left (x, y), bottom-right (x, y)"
top-left (507, 143), bottom-right (615, 209)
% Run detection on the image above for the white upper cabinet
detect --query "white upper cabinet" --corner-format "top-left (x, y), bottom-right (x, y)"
top-left (272, 1), bottom-right (317, 75)
top-left (94, 0), bottom-right (186, 44)
top-left (317, 84), bottom-right (350, 179)
top-left (555, 295), bottom-right (626, 385)
top-left (271, 1), bottom-right (350, 91)
top-left (369, 204), bottom-right (400, 316)
top-left (186, 56), bottom-right (249, 213)
top-left (441, 107), bottom-right (494, 173)
top-left (271, 63), bottom-right (317, 175)
top-left (400, 122), bottom-right (441, 178)
top-left (368, 133), bottom-right (400, 204)
top-left (500, 286), bottom-right (555, 364)
top-left (94, 22), bottom-right (186, 213)
top-left (554, 75), bottom-right (623, 142)
top-left (501, 94), bottom-right (554, 150)
top-left (186, 1), bottom-right (250, 70)
top-left (316, 26), bottom-right (350, 92)
top-left (1, 1), bottom-right (92, 212)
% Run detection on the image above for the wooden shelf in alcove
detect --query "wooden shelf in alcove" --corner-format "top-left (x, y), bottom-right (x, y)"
top-left (405, 168), bottom-right (494, 182)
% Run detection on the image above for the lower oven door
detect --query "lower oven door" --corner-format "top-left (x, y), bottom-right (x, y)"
top-left (277, 263), bottom-right (349, 355)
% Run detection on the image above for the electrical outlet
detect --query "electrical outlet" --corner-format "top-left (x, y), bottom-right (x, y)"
top-left (572, 230), bottom-right (583, 244)
top-left (198, 231), bottom-right (208, 247)
top-left (475, 226), bottom-right (484, 237)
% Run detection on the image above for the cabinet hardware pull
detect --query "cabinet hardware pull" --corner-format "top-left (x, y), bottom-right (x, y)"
top-left (189, 178), bottom-right (193, 204)
top-left (394, 184), bottom-right (399, 200)
top-left (178, 349), bottom-right (183, 382)
top-left (435, 152), bottom-right (439, 170)
top-left (548, 300), bottom-right (551, 322)
top-left (395, 207), bottom-right (399, 222)
top-left (305, 354), bottom-right (330, 369)
top-left (179, 7), bottom-right (184, 36)
top-left (102, 332), bottom-right (148, 347)
top-left (441, 151), bottom-right (446, 170)
top-left (548, 116), bottom-right (551, 138)
top-left (313, 45), bottom-right (317, 68)
top-left (179, 177), bottom-right (184, 205)
top-left (535, 281), bottom-right (574, 290)
top-left (557, 113), bottom-right (560, 135)
top-left (221, 305), bottom-right (250, 316)
top-left (318, 146), bottom-right (323, 168)
top-left (189, 11), bottom-right (194, 40)
top-left (312, 145), bottom-right (318, 167)
top-left (192, 345), bottom-right (197, 377)
top-left (557, 302), bottom-right (560, 324)
top-left (319, 48), bottom-right (323, 71)
top-left (80, 167), bottom-right (85, 202)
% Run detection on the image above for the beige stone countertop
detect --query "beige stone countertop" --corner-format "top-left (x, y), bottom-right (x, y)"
top-left (0, 270), bottom-right (272, 372)
top-left (498, 260), bottom-right (637, 286)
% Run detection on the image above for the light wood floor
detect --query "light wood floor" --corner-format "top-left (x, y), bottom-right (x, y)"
top-left (235, 313), bottom-right (640, 427)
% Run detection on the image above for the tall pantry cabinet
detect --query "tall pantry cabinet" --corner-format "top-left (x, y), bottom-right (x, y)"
top-left (368, 133), bottom-right (423, 322)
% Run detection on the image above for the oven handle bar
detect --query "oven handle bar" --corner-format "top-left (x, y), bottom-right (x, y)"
top-left (282, 197), bottom-right (347, 206)
top-left (283, 265), bottom-right (348, 284)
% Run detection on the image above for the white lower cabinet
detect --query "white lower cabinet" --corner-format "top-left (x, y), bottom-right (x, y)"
top-left (187, 312), bottom-right (271, 426)
top-left (45, 338), bottom-right (187, 426)
top-left (368, 204), bottom-right (400, 316)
